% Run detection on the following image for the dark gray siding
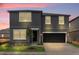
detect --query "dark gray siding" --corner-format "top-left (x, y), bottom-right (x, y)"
top-left (31, 12), bottom-right (42, 32)
top-left (10, 11), bottom-right (42, 44)
top-left (10, 11), bottom-right (42, 29)
top-left (9, 29), bottom-right (13, 44)
top-left (42, 15), bottom-right (69, 32)
top-left (9, 10), bottom-right (70, 44)
top-left (10, 12), bottom-right (19, 28)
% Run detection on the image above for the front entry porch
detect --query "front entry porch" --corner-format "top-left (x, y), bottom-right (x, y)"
top-left (30, 28), bottom-right (40, 45)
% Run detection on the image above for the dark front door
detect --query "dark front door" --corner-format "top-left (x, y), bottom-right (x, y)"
top-left (43, 33), bottom-right (65, 43)
top-left (33, 30), bottom-right (38, 43)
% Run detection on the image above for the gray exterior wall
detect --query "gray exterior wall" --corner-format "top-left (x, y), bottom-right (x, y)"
top-left (10, 11), bottom-right (42, 29)
top-left (69, 17), bottom-right (79, 41)
top-left (42, 15), bottom-right (69, 32)
top-left (9, 11), bottom-right (42, 44)
top-left (69, 17), bottom-right (79, 32)
top-left (9, 10), bottom-right (70, 44)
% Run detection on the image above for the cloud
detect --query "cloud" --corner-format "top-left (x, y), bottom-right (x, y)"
top-left (0, 11), bottom-right (9, 17)
top-left (0, 3), bottom-right (50, 29)
top-left (0, 3), bottom-right (49, 9)
top-left (0, 23), bottom-right (9, 30)
top-left (0, 11), bottom-right (9, 23)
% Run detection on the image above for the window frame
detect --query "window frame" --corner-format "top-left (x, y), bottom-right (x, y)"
top-left (45, 16), bottom-right (51, 24)
top-left (59, 16), bottom-right (64, 25)
top-left (13, 29), bottom-right (26, 40)
top-left (19, 12), bottom-right (32, 22)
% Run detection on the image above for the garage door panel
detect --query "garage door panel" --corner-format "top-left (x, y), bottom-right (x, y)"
top-left (43, 33), bottom-right (65, 43)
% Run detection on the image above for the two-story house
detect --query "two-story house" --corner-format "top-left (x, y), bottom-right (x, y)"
top-left (8, 10), bottom-right (70, 45)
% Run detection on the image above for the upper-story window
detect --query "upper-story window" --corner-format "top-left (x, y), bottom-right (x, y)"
top-left (19, 12), bottom-right (32, 22)
top-left (59, 16), bottom-right (64, 25)
top-left (45, 16), bottom-right (51, 24)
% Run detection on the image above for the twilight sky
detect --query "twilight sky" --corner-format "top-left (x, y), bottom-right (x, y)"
top-left (0, 3), bottom-right (79, 30)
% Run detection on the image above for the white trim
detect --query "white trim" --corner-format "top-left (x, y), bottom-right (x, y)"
top-left (31, 28), bottom-right (39, 30)
top-left (59, 16), bottom-right (64, 25)
top-left (42, 32), bottom-right (67, 33)
top-left (19, 12), bottom-right (32, 22)
top-left (42, 32), bottom-right (67, 43)
top-left (45, 16), bottom-right (51, 24)
top-left (65, 33), bottom-right (67, 43)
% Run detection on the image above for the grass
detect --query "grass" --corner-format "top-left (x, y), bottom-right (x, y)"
top-left (68, 42), bottom-right (79, 48)
top-left (0, 43), bottom-right (14, 52)
top-left (72, 44), bottom-right (79, 48)
top-left (26, 46), bottom-right (45, 52)
top-left (13, 45), bottom-right (28, 52)
top-left (0, 43), bottom-right (45, 52)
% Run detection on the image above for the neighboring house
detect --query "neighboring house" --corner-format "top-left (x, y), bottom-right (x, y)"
top-left (69, 16), bottom-right (79, 42)
top-left (0, 28), bottom-right (10, 43)
top-left (8, 10), bottom-right (70, 45)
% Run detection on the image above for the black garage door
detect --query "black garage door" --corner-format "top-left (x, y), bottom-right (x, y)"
top-left (43, 33), bottom-right (65, 43)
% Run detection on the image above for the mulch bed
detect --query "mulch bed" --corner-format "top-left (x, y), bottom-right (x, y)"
top-left (72, 41), bottom-right (79, 45)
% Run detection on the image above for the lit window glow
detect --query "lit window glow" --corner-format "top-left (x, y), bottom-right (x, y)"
top-left (13, 29), bottom-right (26, 40)
top-left (45, 16), bottom-right (51, 24)
top-left (59, 16), bottom-right (64, 25)
top-left (19, 12), bottom-right (32, 22)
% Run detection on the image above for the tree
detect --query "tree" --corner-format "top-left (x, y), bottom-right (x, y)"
top-left (26, 28), bottom-right (32, 44)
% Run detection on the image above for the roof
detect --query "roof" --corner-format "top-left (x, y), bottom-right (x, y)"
top-left (70, 16), bottom-right (79, 23)
top-left (8, 10), bottom-right (70, 16)
top-left (43, 13), bottom-right (70, 16)
top-left (8, 10), bottom-right (42, 12)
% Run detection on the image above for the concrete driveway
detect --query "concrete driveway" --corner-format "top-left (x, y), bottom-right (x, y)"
top-left (43, 43), bottom-right (79, 55)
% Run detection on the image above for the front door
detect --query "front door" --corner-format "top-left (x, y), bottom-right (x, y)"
top-left (32, 30), bottom-right (38, 43)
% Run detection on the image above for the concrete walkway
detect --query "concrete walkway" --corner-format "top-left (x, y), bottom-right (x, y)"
top-left (43, 43), bottom-right (79, 55)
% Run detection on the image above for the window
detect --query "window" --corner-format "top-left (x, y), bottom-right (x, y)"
top-left (45, 16), bottom-right (51, 24)
top-left (59, 16), bottom-right (64, 25)
top-left (19, 12), bottom-right (32, 22)
top-left (13, 29), bottom-right (26, 40)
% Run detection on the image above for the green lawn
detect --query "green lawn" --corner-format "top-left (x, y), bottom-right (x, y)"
top-left (68, 42), bottom-right (79, 48)
top-left (26, 46), bottom-right (45, 52)
top-left (70, 44), bottom-right (79, 48)
top-left (0, 43), bottom-right (45, 52)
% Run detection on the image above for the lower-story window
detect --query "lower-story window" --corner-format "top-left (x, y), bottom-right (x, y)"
top-left (13, 29), bottom-right (26, 40)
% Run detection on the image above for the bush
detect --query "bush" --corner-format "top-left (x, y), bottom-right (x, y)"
top-left (68, 41), bottom-right (79, 48)
top-left (0, 43), bottom-right (14, 51)
top-left (0, 43), bottom-right (45, 52)
top-left (27, 46), bottom-right (45, 52)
